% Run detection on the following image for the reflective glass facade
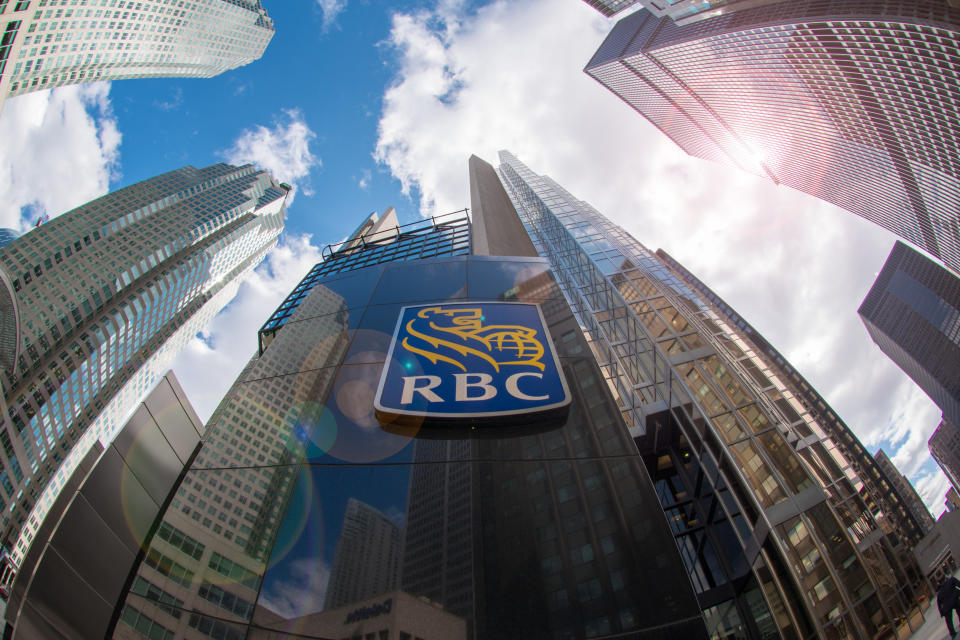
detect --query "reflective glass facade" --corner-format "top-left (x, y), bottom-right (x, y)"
top-left (656, 248), bottom-right (934, 549)
top-left (871, 450), bottom-right (934, 542)
top-left (859, 241), bottom-right (960, 428)
top-left (585, 1), bottom-right (960, 273)
top-left (258, 210), bottom-right (471, 354)
top-left (496, 151), bottom-right (928, 639)
top-left (582, 0), bottom-right (637, 18)
top-left (583, 0), bottom-right (786, 24)
top-left (111, 243), bottom-right (708, 639)
top-left (0, 0), bottom-right (274, 114)
top-left (930, 420), bottom-right (960, 498)
top-left (0, 163), bottom-right (287, 567)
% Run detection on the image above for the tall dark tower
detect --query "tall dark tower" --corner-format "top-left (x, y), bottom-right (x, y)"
top-left (859, 241), bottom-right (960, 427)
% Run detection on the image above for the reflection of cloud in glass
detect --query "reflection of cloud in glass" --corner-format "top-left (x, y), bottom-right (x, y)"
top-left (381, 504), bottom-right (406, 529)
top-left (258, 555), bottom-right (331, 619)
top-left (262, 466), bottom-right (324, 576)
top-left (298, 401), bottom-right (338, 453)
top-left (322, 363), bottom-right (418, 463)
top-left (336, 379), bottom-right (378, 427)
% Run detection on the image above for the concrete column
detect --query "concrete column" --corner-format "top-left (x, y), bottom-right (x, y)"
top-left (468, 155), bottom-right (537, 258)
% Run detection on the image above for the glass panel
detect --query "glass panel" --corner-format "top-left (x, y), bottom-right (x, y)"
top-left (728, 440), bottom-right (787, 508)
top-left (371, 259), bottom-right (467, 305)
top-left (466, 258), bottom-right (554, 302)
top-left (249, 457), bottom-right (701, 640)
top-left (712, 413), bottom-right (746, 444)
top-left (679, 363), bottom-right (726, 416)
top-left (738, 404), bottom-right (772, 434)
top-left (756, 431), bottom-right (813, 494)
top-left (700, 355), bottom-right (751, 407)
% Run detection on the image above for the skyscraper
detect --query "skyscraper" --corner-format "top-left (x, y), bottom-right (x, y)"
top-left (655, 247), bottom-right (935, 550)
top-left (582, 0), bottom-right (637, 17)
top-left (584, 2), bottom-right (960, 273)
top-left (872, 450), bottom-right (935, 539)
top-left (859, 241), bottom-right (960, 427)
top-left (0, 0), bottom-right (275, 115)
top-left (582, 0), bottom-right (786, 23)
top-left (0, 163), bottom-right (287, 567)
top-left (930, 420), bottom-right (960, 497)
top-left (324, 498), bottom-right (401, 609)
top-left (96, 151), bottom-right (930, 640)
top-left (496, 150), bottom-right (927, 639)
top-left (109, 199), bottom-right (708, 638)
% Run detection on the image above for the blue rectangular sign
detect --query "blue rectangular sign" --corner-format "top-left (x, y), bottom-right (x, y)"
top-left (374, 302), bottom-right (570, 421)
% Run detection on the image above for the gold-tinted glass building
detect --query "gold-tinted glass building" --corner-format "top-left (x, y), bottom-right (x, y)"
top-left (496, 150), bottom-right (929, 639)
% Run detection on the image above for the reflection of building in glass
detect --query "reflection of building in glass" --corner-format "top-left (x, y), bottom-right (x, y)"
top-left (585, 2), bottom-right (960, 273)
top-left (931, 421), bottom-right (960, 497)
top-left (325, 498), bottom-right (401, 609)
top-left (0, 164), bottom-right (287, 568)
top-left (496, 150), bottom-right (929, 639)
top-left (0, 0), bottom-right (275, 115)
top-left (0, 229), bottom-right (19, 250)
top-left (114, 282), bottom-right (352, 640)
top-left (657, 248), bottom-right (934, 550)
top-left (872, 450), bottom-right (935, 539)
top-left (860, 241), bottom-right (960, 427)
top-left (401, 439), bottom-right (474, 627)
top-left (109, 185), bottom-right (709, 639)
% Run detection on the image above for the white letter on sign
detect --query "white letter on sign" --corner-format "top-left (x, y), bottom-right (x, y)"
top-left (506, 372), bottom-right (548, 401)
top-left (454, 373), bottom-right (497, 401)
top-left (400, 376), bottom-right (443, 404)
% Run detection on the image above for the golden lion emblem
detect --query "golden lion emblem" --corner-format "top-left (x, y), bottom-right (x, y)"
top-left (401, 306), bottom-right (545, 372)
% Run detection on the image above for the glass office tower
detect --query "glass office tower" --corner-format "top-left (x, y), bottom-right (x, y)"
top-left (0, 0), bottom-right (274, 115)
top-left (110, 195), bottom-right (708, 638)
top-left (585, 1), bottom-right (960, 274)
top-left (654, 248), bottom-right (933, 552)
top-left (0, 163), bottom-right (287, 567)
top-left (859, 241), bottom-right (960, 428)
top-left (105, 152), bottom-right (930, 640)
top-left (582, 0), bottom-right (787, 24)
top-left (872, 450), bottom-right (935, 541)
top-left (930, 420), bottom-right (960, 497)
top-left (495, 151), bottom-right (927, 639)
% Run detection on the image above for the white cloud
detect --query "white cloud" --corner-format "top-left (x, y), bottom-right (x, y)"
top-left (316, 0), bottom-right (347, 30)
top-left (916, 469), bottom-right (951, 519)
top-left (358, 168), bottom-right (372, 190)
top-left (259, 555), bottom-right (331, 620)
top-left (170, 233), bottom-right (324, 421)
top-left (222, 109), bottom-right (320, 203)
top-left (374, 0), bottom-right (944, 509)
top-left (153, 86), bottom-right (184, 111)
top-left (0, 83), bottom-right (121, 232)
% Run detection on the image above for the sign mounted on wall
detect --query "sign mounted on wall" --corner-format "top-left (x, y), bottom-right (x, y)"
top-left (374, 302), bottom-right (570, 426)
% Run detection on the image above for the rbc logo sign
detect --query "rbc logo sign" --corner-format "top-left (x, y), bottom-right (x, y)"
top-left (374, 302), bottom-right (570, 423)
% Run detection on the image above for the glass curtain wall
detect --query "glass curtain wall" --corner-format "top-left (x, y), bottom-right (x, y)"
top-left (496, 151), bottom-right (926, 640)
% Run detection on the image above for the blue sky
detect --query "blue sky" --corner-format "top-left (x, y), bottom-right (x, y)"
top-left (0, 0), bottom-right (948, 513)
top-left (107, 0), bottom-right (437, 239)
